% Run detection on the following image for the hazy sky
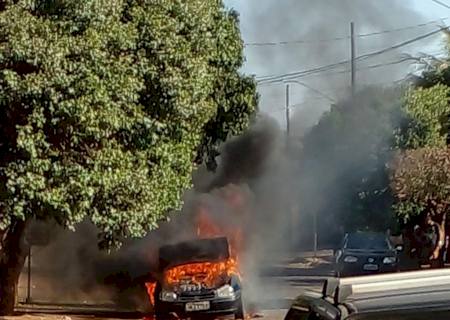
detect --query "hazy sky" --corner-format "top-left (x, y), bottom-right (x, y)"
top-left (223, 0), bottom-right (450, 128)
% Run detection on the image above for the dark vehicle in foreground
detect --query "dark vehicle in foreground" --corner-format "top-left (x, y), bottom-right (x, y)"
top-left (334, 232), bottom-right (402, 277)
top-left (285, 269), bottom-right (450, 320)
top-left (153, 237), bottom-right (243, 319)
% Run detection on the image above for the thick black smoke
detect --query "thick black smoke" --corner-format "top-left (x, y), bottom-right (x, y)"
top-left (21, 117), bottom-right (287, 311)
top-left (236, 0), bottom-right (442, 128)
top-left (21, 0), bottom-right (438, 311)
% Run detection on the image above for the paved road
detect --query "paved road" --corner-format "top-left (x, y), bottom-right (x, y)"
top-left (14, 252), bottom-right (334, 320)
top-left (7, 311), bottom-right (290, 320)
top-left (13, 275), bottom-right (322, 320)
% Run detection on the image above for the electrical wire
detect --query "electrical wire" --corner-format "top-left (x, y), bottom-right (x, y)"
top-left (245, 17), bottom-right (449, 47)
top-left (257, 28), bottom-right (443, 82)
top-left (262, 77), bottom-right (409, 115)
top-left (264, 98), bottom-right (332, 113)
top-left (258, 57), bottom-right (416, 85)
top-left (284, 80), bottom-right (336, 103)
top-left (256, 28), bottom-right (445, 84)
top-left (431, 0), bottom-right (450, 10)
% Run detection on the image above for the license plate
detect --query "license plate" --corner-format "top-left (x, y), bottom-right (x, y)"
top-left (363, 264), bottom-right (379, 271)
top-left (185, 301), bottom-right (210, 312)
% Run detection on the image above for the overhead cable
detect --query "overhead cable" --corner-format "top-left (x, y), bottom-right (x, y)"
top-left (258, 57), bottom-right (416, 85)
top-left (256, 28), bottom-right (445, 84)
top-left (245, 17), bottom-right (449, 47)
top-left (431, 0), bottom-right (450, 10)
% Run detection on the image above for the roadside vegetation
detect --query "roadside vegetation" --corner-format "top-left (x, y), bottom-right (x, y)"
top-left (0, 0), bottom-right (257, 315)
top-left (298, 34), bottom-right (450, 261)
top-left (2, 0), bottom-right (450, 316)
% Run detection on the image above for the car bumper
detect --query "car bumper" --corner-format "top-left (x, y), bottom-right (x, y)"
top-left (156, 295), bottom-right (241, 317)
top-left (338, 263), bottom-right (398, 277)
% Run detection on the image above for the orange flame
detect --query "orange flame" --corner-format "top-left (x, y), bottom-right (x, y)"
top-left (145, 282), bottom-right (157, 306)
top-left (195, 207), bottom-right (243, 261)
top-left (145, 186), bottom-right (248, 307)
top-left (164, 258), bottom-right (239, 288)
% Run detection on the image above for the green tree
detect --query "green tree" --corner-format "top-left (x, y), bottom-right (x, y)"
top-left (390, 75), bottom-right (450, 261)
top-left (391, 147), bottom-right (450, 224)
top-left (0, 0), bottom-right (256, 314)
top-left (397, 85), bottom-right (450, 149)
top-left (391, 58), bottom-right (450, 225)
top-left (389, 38), bottom-right (450, 265)
top-left (299, 87), bottom-right (402, 241)
top-left (390, 146), bottom-right (450, 264)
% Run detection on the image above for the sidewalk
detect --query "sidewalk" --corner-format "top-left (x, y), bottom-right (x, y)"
top-left (260, 250), bottom-right (334, 277)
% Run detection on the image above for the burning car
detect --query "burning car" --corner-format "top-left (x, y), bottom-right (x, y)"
top-left (147, 237), bottom-right (244, 319)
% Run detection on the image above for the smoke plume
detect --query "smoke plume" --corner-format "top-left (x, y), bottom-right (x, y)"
top-left (235, 0), bottom-right (442, 129)
top-left (21, 0), bottom-right (438, 312)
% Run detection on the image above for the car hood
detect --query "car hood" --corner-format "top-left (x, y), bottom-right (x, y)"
top-left (159, 237), bottom-right (230, 271)
top-left (343, 248), bottom-right (396, 256)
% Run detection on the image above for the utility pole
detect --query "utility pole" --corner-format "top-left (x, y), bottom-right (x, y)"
top-left (285, 83), bottom-right (290, 135)
top-left (285, 83), bottom-right (296, 251)
top-left (350, 22), bottom-right (356, 96)
top-left (313, 211), bottom-right (318, 258)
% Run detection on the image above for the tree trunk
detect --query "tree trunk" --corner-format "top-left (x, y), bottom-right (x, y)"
top-left (0, 219), bottom-right (28, 315)
top-left (439, 212), bottom-right (447, 266)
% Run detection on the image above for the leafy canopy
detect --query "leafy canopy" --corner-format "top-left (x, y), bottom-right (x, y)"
top-left (391, 40), bottom-right (450, 224)
top-left (391, 147), bottom-right (450, 223)
top-left (398, 84), bottom-right (450, 149)
top-left (299, 87), bottom-right (402, 233)
top-left (0, 0), bottom-right (257, 248)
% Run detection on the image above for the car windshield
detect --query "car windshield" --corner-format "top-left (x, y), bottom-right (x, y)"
top-left (345, 233), bottom-right (390, 250)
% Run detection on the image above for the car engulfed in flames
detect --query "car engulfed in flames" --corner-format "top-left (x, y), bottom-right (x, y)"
top-left (146, 237), bottom-right (244, 319)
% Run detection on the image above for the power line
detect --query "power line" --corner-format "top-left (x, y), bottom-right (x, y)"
top-left (257, 27), bottom-right (444, 82)
top-left (431, 0), bottom-right (450, 10)
top-left (260, 76), bottom-right (407, 91)
top-left (285, 80), bottom-right (336, 103)
top-left (258, 57), bottom-right (416, 85)
top-left (245, 17), bottom-right (449, 47)
top-left (264, 98), bottom-right (332, 113)
top-left (295, 50), bottom-right (448, 78)
top-left (262, 78), bottom-right (409, 115)
top-left (256, 27), bottom-right (445, 84)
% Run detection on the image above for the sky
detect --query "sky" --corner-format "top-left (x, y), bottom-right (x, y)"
top-left (223, 0), bottom-right (450, 130)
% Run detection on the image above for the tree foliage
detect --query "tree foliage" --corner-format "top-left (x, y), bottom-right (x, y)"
top-left (391, 39), bottom-right (450, 225)
top-left (398, 85), bottom-right (450, 149)
top-left (0, 0), bottom-right (257, 248)
top-left (390, 147), bottom-right (450, 223)
top-left (299, 87), bottom-right (402, 239)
